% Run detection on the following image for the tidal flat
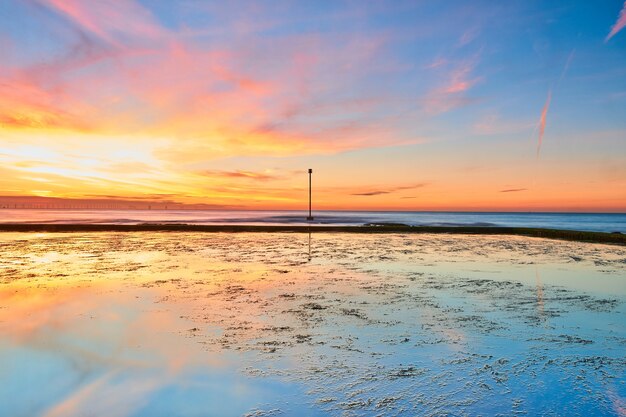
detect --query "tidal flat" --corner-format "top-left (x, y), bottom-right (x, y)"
top-left (0, 232), bottom-right (625, 416)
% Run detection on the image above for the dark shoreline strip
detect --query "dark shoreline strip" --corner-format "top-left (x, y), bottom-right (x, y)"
top-left (0, 224), bottom-right (623, 246)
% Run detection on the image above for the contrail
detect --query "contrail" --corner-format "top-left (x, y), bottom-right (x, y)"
top-left (558, 49), bottom-right (575, 84)
top-left (536, 90), bottom-right (551, 159)
top-left (534, 50), bottom-right (572, 160)
top-left (606, 1), bottom-right (626, 42)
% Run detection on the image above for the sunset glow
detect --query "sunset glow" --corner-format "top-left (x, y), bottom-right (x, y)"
top-left (1, 1), bottom-right (625, 211)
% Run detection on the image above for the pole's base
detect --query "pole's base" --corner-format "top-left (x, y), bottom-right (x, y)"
top-left (306, 216), bottom-right (314, 221)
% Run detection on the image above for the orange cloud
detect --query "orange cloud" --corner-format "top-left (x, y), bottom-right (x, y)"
top-left (199, 170), bottom-right (284, 181)
top-left (0, 76), bottom-right (93, 132)
top-left (1, 2), bottom-right (623, 211)
top-left (2, 26), bottom-right (411, 159)
top-left (1, 0), bottom-right (430, 201)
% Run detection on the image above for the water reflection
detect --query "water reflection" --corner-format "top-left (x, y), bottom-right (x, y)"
top-left (0, 232), bottom-right (624, 416)
top-left (0, 281), bottom-right (302, 417)
top-left (308, 229), bottom-right (312, 262)
top-left (535, 267), bottom-right (545, 321)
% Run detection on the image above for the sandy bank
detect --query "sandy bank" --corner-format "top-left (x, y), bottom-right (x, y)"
top-left (0, 223), bottom-right (624, 246)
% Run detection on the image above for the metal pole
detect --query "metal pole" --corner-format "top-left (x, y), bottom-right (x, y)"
top-left (307, 168), bottom-right (313, 220)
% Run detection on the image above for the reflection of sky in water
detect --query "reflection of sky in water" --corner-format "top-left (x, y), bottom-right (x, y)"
top-left (0, 232), bottom-right (625, 416)
top-left (0, 284), bottom-right (317, 417)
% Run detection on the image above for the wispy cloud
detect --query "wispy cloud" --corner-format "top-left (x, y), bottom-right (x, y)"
top-left (458, 27), bottom-right (479, 47)
top-left (351, 183), bottom-right (427, 196)
top-left (536, 90), bottom-right (552, 158)
top-left (499, 188), bottom-right (527, 193)
top-left (38, 0), bottom-right (167, 45)
top-left (352, 190), bottom-right (392, 196)
top-left (2, 1), bottom-right (423, 162)
top-left (0, 195), bottom-right (232, 209)
top-left (532, 50), bottom-right (574, 160)
top-left (1, 1), bottom-right (624, 211)
top-left (442, 60), bottom-right (480, 94)
top-left (83, 194), bottom-right (177, 200)
top-left (558, 49), bottom-right (575, 83)
top-left (422, 57), bottom-right (481, 114)
top-left (424, 57), bottom-right (448, 69)
top-left (606, 1), bottom-right (626, 42)
top-left (199, 170), bottom-right (282, 181)
top-left (473, 113), bottom-right (534, 135)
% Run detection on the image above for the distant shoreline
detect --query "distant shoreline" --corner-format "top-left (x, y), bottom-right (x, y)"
top-left (0, 224), bottom-right (624, 246)
top-left (1, 208), bottom-right (625, 214)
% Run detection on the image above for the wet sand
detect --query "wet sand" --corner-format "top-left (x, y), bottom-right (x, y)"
top-left (0, 232), bottom-right (625, 416)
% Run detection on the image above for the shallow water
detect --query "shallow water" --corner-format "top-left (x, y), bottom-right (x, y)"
top-left (0, 232), bottom-right (625, 416)
top-left (1, 209), bottom-right (625, 232)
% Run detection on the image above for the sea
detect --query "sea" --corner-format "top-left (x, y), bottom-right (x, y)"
top-left (0, 209), bottom-right (625, 233)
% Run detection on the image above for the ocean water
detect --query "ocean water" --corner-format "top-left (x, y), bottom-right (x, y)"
top-left (0, 209), bottom-right (625, 233)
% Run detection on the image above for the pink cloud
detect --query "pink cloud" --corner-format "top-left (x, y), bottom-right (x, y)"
top-left (422, 59), bottom-right (481, 115)
top-left (0, 74), bottom-right (94, 131)
top-left (39, 0), bottom-right (166, 45)
top-left (2, 1), bottom-right (427, 163)
top-left (443, 61), bottom-right (479, 94)
top-left (606, 1), bottom-right (626, 42)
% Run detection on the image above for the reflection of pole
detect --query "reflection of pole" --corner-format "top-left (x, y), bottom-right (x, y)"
top-left (535, 267), bottom-right (544, 322)
top-left (307, 168), bottom-right (314, 220)
top-left (308, 229), bottom-right (311, 262)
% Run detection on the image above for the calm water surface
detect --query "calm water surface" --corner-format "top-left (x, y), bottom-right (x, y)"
top-left (0, 232), bottom-right (624, 416)
top-left (1, 209), bottom-right (625, 232)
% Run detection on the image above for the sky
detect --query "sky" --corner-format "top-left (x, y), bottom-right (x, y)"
top-left (0, 0), bottom-right (625, 212)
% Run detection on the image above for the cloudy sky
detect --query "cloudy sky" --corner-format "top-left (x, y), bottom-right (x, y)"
top-left (1, 0), bottom-right (625, 211)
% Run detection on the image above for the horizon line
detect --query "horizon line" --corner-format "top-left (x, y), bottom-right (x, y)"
top-left (0, 207), bottom-right (624, 215)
